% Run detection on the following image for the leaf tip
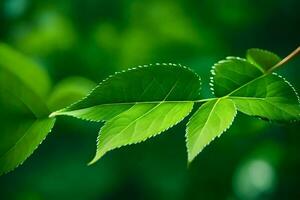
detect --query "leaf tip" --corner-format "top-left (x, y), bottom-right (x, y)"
top-left (186, 160), bottom-right (192, 169)
top-left (87, 160), bottom-right (96, 166)
top-left (87, 157), bottom-right (98, 166)
top-left (87, 151), bottom-right (106, 166)
top-left (187, 157), bottom-right (195, 166)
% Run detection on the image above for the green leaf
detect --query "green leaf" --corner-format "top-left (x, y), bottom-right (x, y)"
top-left (211, 57), bottom-right (300, 122)
top-left (230, 74), bottom-right (300, 122)
top-left (0, 44), bottom-right (55, 175)
top-left (47, 76), bottom-right (96, 111)
top-left (0, 77), bottom-right (55, 175)
top-left (186, 98), bottom-right (237, 163)
top-left (0, 117), bottom-right (55, 175)
top-left (52, 64), bottom-right (201, 121)
top-left (0, 43), bottom-right (51, 99)
top-left (246, 48), bottom-right (281, 72)
top-left (51, 63), bottom-right (201, 163)
top-left (211, 57), bottom-right (262, 97)
top-left (90, 102), bottom-right (193, 164)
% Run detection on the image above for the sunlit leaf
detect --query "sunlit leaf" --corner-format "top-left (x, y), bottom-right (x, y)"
top-left (52, 63), bottom-right (201, 162)
top-left (52, 64), bottom-right (201, 121)
top-left (230, 74), bottom-right (300, 122)
top-left (211, 57), bottom-right (300, 122)
top-left (211, 57), bottom-right (262, 97)
top-left (90, 102), bottom-right (193, 164)
top-left (186, 98), bottom-right (236, 163)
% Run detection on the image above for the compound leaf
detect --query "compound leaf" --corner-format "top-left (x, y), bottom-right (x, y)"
top-left (0, 43), bottom-right (299, 171)
top-left (186, 98), bottom-right (237, 163)
top-left (211, 57), bottom-right (300, 122)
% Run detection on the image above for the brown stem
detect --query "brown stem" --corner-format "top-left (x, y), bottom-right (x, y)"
top-left (268, 46), bottom-right (300, 73)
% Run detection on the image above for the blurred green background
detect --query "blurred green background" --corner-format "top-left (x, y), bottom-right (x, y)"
top-left (0, 0), bottom-right (299, 199)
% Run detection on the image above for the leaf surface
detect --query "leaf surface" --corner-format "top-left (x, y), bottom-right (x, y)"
top-left (211, 58), bottom-right (262, 97)
top-left (53, 64), bottom-right (200, 120)
top-left (186, 99), bottom-right (236, 163)
top-left (246, 48), bottom-right (281, 72)
top-left (52, 64), bottom-right (201, 163)
top-left (211, 57), bottom-right (300, 122)
top-left (90, 102), bottom-right (193, 164)
top-left (230, 74), bottom-right (300, 122)
top-left (0, 117), bottom-right (55, 175)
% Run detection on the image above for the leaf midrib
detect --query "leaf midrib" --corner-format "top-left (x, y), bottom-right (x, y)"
top-left (54, 97), bottom-right (220, 115)
top-left (231, 96), bottom-right (299, 116)
top-left (190, 98), bottom-right (221, 157)
top-left (226, 73), bottom-right (267, 96)
top-left (99, 80), bottom-right (180, 150)
top-left (54, 73), bottom-right (269, 116)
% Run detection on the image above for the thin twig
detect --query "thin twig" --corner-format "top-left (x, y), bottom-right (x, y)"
top-left (268, 46), bottom-right (300, 73)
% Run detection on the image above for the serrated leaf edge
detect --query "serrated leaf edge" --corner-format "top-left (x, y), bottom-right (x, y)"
top-left (185, 98), bottom-right (237, 163)
top-left (243, 72), bottom-right (300, 123)
top-left (246, 48), bottom-right (281, 73)
top-left (88, 102), bottom-right (195, 165)
top-left (209, 56), bottom-right (248, 96)
top-left (51, 62), bottom-right (201, 118)
top-left (0, 118), bottom-right (56, 176)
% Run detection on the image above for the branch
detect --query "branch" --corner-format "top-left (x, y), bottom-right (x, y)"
top-left (268, 46), bottom-right (300, 73)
